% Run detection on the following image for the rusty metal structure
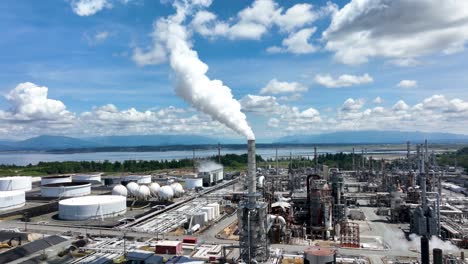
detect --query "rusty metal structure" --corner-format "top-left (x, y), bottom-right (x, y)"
top-left (340, 221), bottom-right (360, 248)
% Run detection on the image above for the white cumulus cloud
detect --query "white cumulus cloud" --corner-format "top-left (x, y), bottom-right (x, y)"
top-left (397, 80), bottom-right (418, 88)
top-left (260, 79), bottom-right (308, 95)
top-left (315, 73), bottom-right (373, 88)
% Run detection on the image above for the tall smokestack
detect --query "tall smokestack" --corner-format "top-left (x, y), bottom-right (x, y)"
top-left (248, 140), bottom-right (256, 202)
top-left (421, 235), bottom-right (429, 264)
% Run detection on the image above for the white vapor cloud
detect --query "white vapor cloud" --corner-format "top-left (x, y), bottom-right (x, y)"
top-left (315, 73), bottom-right (373, 88)
top-left (260, 79), bottom-right (308, 95)
top-left (323, 0), bottom-right (468, 65)
top-left (397, 80), bottom-right (418, 88)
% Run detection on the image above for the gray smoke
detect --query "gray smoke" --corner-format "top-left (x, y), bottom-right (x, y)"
top-left (154, 0), bottom-right (255, 140)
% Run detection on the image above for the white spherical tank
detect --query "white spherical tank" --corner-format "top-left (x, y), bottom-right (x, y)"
top-left (185, 178), bottom-right (203, 190)
top-left (112, 184), bottom-right (128, 197)
top-left (0, 191), bottom-right (25, 211)
top-left (59, 195), bottom-right (126, 220)
top-left (171, 183), bottom-right (184, 197)
top-left (41, 175), bottom-right (72, 186)
top-left (41, 182), bottom-right (91, 198)
top-left (73, 174), bottom-right (102, 184)
top-left (148, 183), bottom-right (160, 197)
top-left (158, 186), bottom-right (174, 200)
top-left (123, 175), bottom-right (151, 184)
top-left (126, 182), bottom-right (139, 196)
top-left (0, 177), bottom-right (32, 191)
top-left (134, 185), bottom-right (151, 200)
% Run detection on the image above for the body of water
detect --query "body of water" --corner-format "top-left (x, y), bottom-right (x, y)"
top-left (0, 145), bottom-right (410, 166)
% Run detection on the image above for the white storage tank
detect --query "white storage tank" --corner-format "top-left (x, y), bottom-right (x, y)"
top-left (41, 182), bottom-right (91, 198)
top-left (41, 175), bottom-right (72, 186)
top-left (59, 195), bottom-right (126, 220)
top-left (134, 185), bottom-right (151, 200)
top-left (0, 176), bottom-right (32, 191)
top-left (126, 182), bottom-right (139, 196)
top-left (0, 191), bottom-right (25, 211)
top-left (73, 174), bottom-right (102, 184)
top-left (201, 207), bottom-right (214, 221)
top-left (123, 175), bottom-right (151, 184)
top-left (186, 212), bottom-right (207, 227)
top-left (185, 178), bottom-right (203, 190)
top-left (207, 203), bottom-right (220, 219)
top-left (171, 183), bottom-right (184, 197)
top-left (112, 184), bottom-right (128, 197)
top-left (148, 183), bottom-right (160, 197)
top-left (158, 186), bottom-right (174, 201)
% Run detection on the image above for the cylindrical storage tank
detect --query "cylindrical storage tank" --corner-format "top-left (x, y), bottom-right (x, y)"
top-left (123, 175), bottom-right (151, 184)
top-left (207, 203), bottom-right (220, 219)
top-left (41, 182), bottom-right (91, 198)
top-left (433, 248), bottom-right (443, 264)
top-left (171, 183), bottom-right (184, 197)
top-left (59, 195), bottom-right (126, 220)
top-left (201, 207), bottom-right (214, 221)
top-left (185, 178), bottom-right (203, 190)
top-left (112, 184), bottom-right (128, 197)
top-left (158, 186), bottom-right (174, 201)
top-left (148, 183), bottom-right (160, 197)
top-left (304, 247), bottom-right (336, 264)
top-left (0, 177), bottom-right (32, 191)
top-left (0, 191), bottom-right (25, 211)
top-left (73, 174), bottom-right (102, 184)
top-left (126, 182), bottom-right (139, 196)
top-left (134, 185), bottom-right (151, 200)
top-left (41, 175), bottom-right (72, 186)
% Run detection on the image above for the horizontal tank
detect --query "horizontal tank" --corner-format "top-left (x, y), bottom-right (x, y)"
top-left (0, 176), bottom-right (32, 192)
top-left (0, 191), bottom-right (25, 211)
top-left (59, 195), bottom-right (126, 220)
top-left (41, 175), bottom-right (72, 186)
top-left (112, 184), bottom-right (128, 197)
top-left (123, 175), bottom-right (151, 184)
top-left (73, 174), bottom-right (102, 184)
top-left (185, 178), bottom-right (203, 190)
top-left (41, 182), bottom-right (91, 198)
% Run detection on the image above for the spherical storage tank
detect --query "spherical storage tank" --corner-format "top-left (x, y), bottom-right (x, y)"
top-left (148, 183), bottom-right (160, 196)
top-left (0, 177), bottom-right (32, 191)
top-left (41, 175), bottom-right (72, 186)
top-left (171, 183), bottom-right (184, 197)
top-left (0, 191), bottom-right (25, 211)
top-left (126, 182), bottom-right (139, 196)
top-left (73, 174), bottom-right (102, 184)
top-left (41, 182), bottom-right (91, 198)
top-left (123, 175), bottom-right (151, 184)
top-left (59, 195), bottom-right (126, 220)
top-left (185, 178), bottom-right (203, 190)
top-left (112, 184), bottom-right (128, 197)
top-left (134, 185), bottom-right (151, 200)
top-left (158, 186), bottom-right (174, 201)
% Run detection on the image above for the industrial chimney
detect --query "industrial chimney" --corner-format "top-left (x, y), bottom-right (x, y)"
top-left (421, 235), bottom-right (429, 264)
top-left (248, 139), bottom-right (256, 203)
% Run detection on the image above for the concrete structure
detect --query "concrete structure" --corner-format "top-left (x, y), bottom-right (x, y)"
top-left (185, 178), bottom-right (203, 190)
top-left (40, 175), bottom-right (72, 186)
top-left (154, 240), bottom-right (182, 255)
top-left (58, 195), bottom-right (126, 220)
top-left (73, 174), bottom-right (102, 184)
top-left (124, 175), bottom-right (152, 184)
top-left (0, 191), bottom-right (25, 211)
top-left (0, 176), bottom-right (32, 192)
top-left (41, 182), bottom-right (91, 198)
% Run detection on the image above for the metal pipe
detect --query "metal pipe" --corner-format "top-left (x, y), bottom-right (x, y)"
top-left (421, 235), bottom-right (429, 264)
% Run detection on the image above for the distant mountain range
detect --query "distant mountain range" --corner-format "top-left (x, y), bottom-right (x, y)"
top-left (277, 131), bottom-right (468, 144)
top-left (0, 131), bottom-right (467, 151)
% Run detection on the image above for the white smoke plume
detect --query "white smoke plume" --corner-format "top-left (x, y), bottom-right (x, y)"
top-left (197, 160), bottom-right (223, 172)
top-left (151, 0), bottom-right (255, 140)
top-left (383, 230), bottom-right (459, 253)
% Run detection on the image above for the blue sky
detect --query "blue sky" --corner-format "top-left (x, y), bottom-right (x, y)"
top-left (0, 0), bottom-right (468, 141)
